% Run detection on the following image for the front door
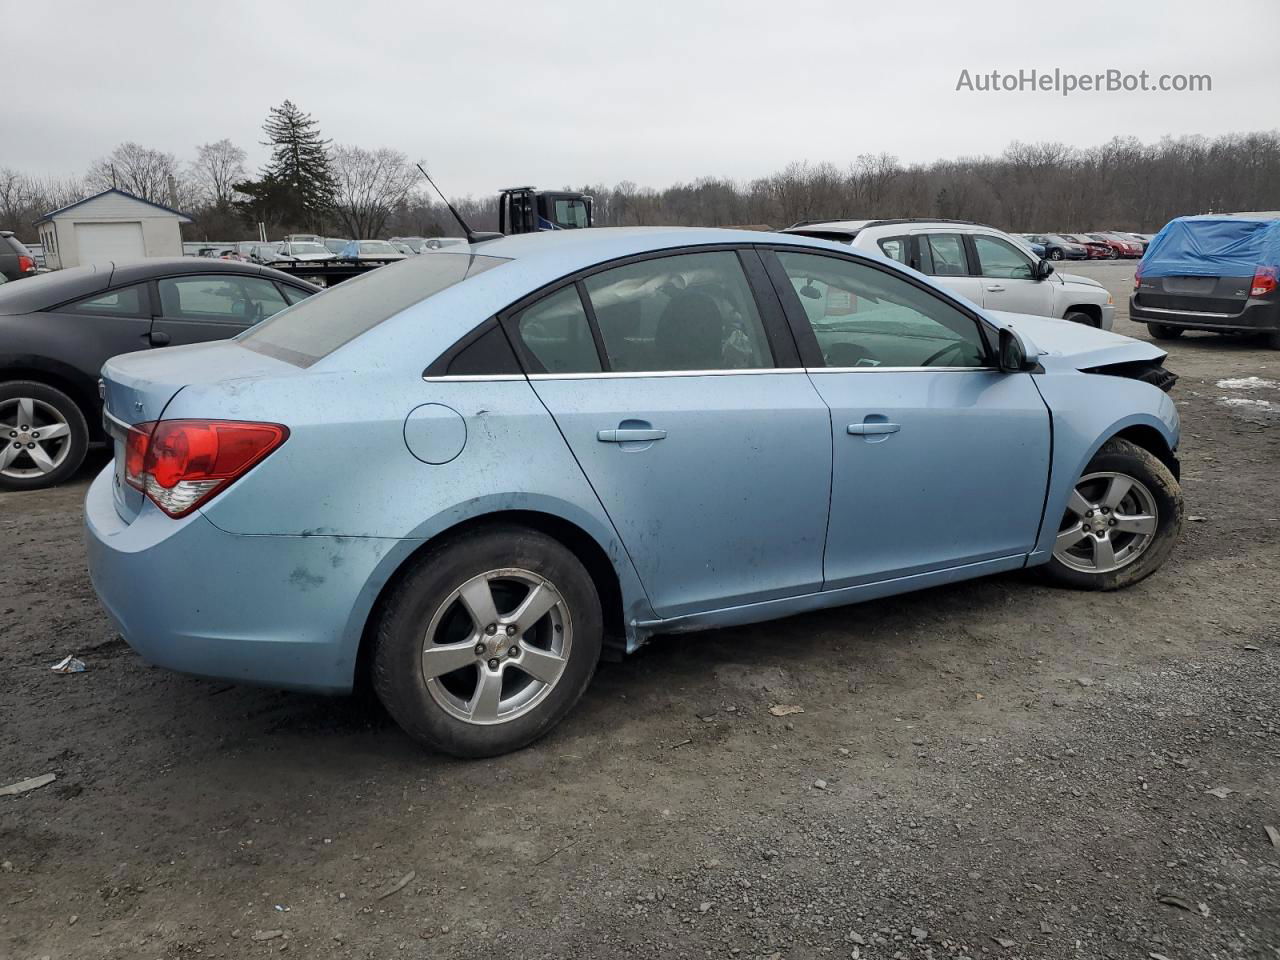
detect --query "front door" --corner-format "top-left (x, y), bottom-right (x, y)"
top-left (507, 249), bottom-right (833, 619)
top-left (767, 248), bottom-right (1051, 588)
top-left (969, 233), bottom-right (1054, 317)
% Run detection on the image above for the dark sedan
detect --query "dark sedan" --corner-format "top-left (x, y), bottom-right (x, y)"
top-left (1024, 234), bottom-right (1089, 261)
top-left (0, 258), bottom-right (319, 490)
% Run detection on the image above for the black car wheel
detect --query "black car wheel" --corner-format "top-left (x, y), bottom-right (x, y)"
top-left (1147, 323), bottom-right (1184, 341)
top-left (0, 381), bottom-right (89, 491)
top-left (1049, 248), bottom-right (1063, 261)
top-left (373, 524), bottom-right (603, 758)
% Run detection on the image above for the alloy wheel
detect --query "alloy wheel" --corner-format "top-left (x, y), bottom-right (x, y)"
top-left (0, 397), bottom-right (72, 479)
top-left (420, 568), bottom-right (572, 725)
top-left (1053, 471), bottom-right (1159, 574)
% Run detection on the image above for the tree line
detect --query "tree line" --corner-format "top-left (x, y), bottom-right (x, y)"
top-left (2, 102), bottom-right (1277, 243)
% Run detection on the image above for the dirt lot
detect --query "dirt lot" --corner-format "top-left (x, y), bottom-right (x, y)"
top-left (2, 260), bottom-right (1277, 960)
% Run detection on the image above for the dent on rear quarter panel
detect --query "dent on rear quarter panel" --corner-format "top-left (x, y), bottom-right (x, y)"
top-left (1028, 370), bottom-right (1179, 561)
top-left (174, 371), bottom-right (656, 643)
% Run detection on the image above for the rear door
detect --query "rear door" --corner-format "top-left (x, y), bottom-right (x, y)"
top-left (507, 247), bottom-right (833, 619)
top-left (150, 273), bottom-right (292, 347)
top-left (969, 233), bottom-right (1054, 317)
top-left (913, 232), bottom-right (986, 306)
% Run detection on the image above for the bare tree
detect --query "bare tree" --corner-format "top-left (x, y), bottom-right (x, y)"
top-left (329, 146), bottom-right (421, 238)
top-left (86, 142), bottom-right (181, 204)
top-left (191, 139), bottom-right (247, 208)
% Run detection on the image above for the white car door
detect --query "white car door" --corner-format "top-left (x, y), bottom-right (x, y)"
top-left (913, 232), bottom-right (986, 307)
top-left (970, 233), bottom-right (1055, 317)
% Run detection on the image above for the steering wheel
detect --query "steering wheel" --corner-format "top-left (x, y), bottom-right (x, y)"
top-left (919, 340), bottom-right (970, 368)
top-left (824, 341), bottom-right (881, 368)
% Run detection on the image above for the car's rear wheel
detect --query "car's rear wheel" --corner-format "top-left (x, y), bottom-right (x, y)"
top-left (1109, 248), bottom-right (1120, 259)
top-left (1147, 323), bottom-right (1184, 340)
top-left (1264, 329), bottom-right (1280, 350)
top-left (1042, 438), bottom-right (1182, 591)
top-left (0, 381), bottom-right (89, 491)
top-left (372, 524), bottom-right (602, 758)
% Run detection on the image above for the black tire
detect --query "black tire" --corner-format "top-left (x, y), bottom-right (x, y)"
top-left (1063, 310), bottom-right (1097, 328)
top-left (1049, 248), bottom-right (1063, 261)
top-left (0, 380), bottom-right (90, 492)
top-left (1147, 323), bottom-right (1184, 341)
top-left (1264, 329), bottom-right (1280, 350)
top-left (372, 524), bottom-right (603, 758)
top-left (1109, 248), bottom-right (1120, 259)
top-left (1040, 438), bottom-right (1182, 592)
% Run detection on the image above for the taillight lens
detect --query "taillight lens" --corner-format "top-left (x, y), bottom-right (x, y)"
top-left (1251, 266), bottom-right (1278, 298)
top-left (1133, 265), bottom-right (1143, 291)
top-left (124, 419), bottom-right (288, 517)
top-left (17, 255), bottom-right (35, 273)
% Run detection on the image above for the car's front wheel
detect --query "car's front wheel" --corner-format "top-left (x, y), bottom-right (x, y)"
top-left (372, 524), bottom-right (603, 757)
top-left (1049, 248), bottom-right (1063, 261)
top-left (1042, 438), bottom-right (1182, 591)
top-left (0, 381), bottom-right (89, 491)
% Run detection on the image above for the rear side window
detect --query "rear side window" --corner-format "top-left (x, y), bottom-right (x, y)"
top-left (515, 286), bottom-right (601, 374)
top-left (877, 236), bottom-right (909, 264)
top-left (157, 275), bottom-right (289, 325)
top-left (922, 234), bottom-right (969, 277)
top-left (241, 253), bottom-right (508, 367)
top-left (582, 251), bottom-right (773, 372)
top-left (62, 283), bottom-right (148, 318)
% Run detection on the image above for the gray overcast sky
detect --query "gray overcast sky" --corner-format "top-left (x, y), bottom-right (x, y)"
top-left (5, 0), bottom-right (1278, 196)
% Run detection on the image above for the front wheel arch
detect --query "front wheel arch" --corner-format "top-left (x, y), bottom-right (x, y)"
top-left (1112, 424), bottom-right (1179, 480)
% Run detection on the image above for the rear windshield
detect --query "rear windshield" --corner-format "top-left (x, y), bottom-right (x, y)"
top-left (239, 252), bottom-right (508, 367)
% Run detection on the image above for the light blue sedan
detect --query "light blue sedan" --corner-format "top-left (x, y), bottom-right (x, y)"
top-left (86, 228), bottom-right (1183, 756)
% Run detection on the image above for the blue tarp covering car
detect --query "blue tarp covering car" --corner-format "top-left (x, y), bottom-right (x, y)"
top-left (1140, 214), bottom-right (1280, 278)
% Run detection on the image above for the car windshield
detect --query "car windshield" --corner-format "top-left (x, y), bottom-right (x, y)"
top-left (290, 243), bottom-right (328, 255)
top-left (324, 239), bottom-right (348, 253)
top-left (240, 252), bottom-right (508, 367)
top-left (360, 241), bottom-right (397, 254)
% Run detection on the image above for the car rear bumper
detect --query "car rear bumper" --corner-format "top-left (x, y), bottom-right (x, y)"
top-left (1129, 296), bottom-right (1280, 333)
top-left (84, 465), bottom-right (396, 694)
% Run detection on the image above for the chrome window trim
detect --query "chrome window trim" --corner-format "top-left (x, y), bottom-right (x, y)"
top-left (525, 367), bottom-right (807, 381)
top-left (422, 373), bottom-right (526, 383)
top-left (808, 365), bottom-right (998, 374)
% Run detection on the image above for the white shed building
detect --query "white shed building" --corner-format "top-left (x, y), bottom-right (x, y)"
top-left (35, 189), bottom-right (192, 270)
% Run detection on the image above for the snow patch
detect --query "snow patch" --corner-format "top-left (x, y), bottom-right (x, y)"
top-left (1216, 396), bottom-right (1275, 410)
top-left (1215, 377), bottom-right (1278, 390)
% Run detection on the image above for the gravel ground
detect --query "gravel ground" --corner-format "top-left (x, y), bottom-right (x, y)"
top-left (2, 260), bottom-right (1278, 959)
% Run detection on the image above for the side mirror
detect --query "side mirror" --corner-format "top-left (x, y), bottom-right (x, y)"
top-left (1033, 258), bottom-right (1055, 280)
top-left (998, 327), bottom-right (1038, 373)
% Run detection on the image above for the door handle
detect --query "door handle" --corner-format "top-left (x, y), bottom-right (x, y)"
top-left (985, 284), bottom-right (1005, 292)
top-left (598, 427), bottom-right (667, 443)
top-left (149, 330), bottom-right (171, 346)
top-left (847, 422), bottom-right (900, 436)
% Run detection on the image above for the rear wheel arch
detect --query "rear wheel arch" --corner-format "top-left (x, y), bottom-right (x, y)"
top-left (354, 510), bottom-right (626, 690)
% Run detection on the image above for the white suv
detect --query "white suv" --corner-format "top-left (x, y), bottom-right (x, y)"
top-left (782, 219), bottom-right (1114, 329)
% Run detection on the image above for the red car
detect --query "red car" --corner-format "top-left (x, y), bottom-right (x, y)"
top-left (1063, 234), bottom-right (1114, 259)
top-left (1087, 233), bottom-right (1144, 259)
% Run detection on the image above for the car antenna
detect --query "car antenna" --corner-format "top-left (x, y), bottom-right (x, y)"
top-left (416, 164), bottom-right (501, 243)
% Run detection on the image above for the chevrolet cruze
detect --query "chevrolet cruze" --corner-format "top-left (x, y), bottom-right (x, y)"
top-left (86, 228), bottom-right (1183, 757)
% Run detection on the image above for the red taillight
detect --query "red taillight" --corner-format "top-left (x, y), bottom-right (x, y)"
top-left (1251, 266), bottom-right (1278, 298)
top-left (124, 419), bottom-right (288, 517)
top-left (1133, 265), bottom-right (1143, 291)
top-left (17, 255), bottom-right (35, 273)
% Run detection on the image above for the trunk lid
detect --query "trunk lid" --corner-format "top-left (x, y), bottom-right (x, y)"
top-left (1134, 273), bottom-right (1252, 316)
top-left (100, 340), bottom-right (303, 523)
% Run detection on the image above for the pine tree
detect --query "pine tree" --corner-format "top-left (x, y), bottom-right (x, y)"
top-left (259, 100), bottom-right (337, 229)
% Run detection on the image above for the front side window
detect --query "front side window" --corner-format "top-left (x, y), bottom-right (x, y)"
top-left (514, 286), bottom-right (601, 374)
top-left (157, 275), bottom-right (288, 325)
top-left (62, 283), bottom-right (147, 318)
top-left (775, 251), bottom-right (988, 369)
top-left (922, 234), bottom-right (969, 277)
top-left (582, 251), bottom-right (773, 372)
top-left (972, 235), bottom-right (1034, 280)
